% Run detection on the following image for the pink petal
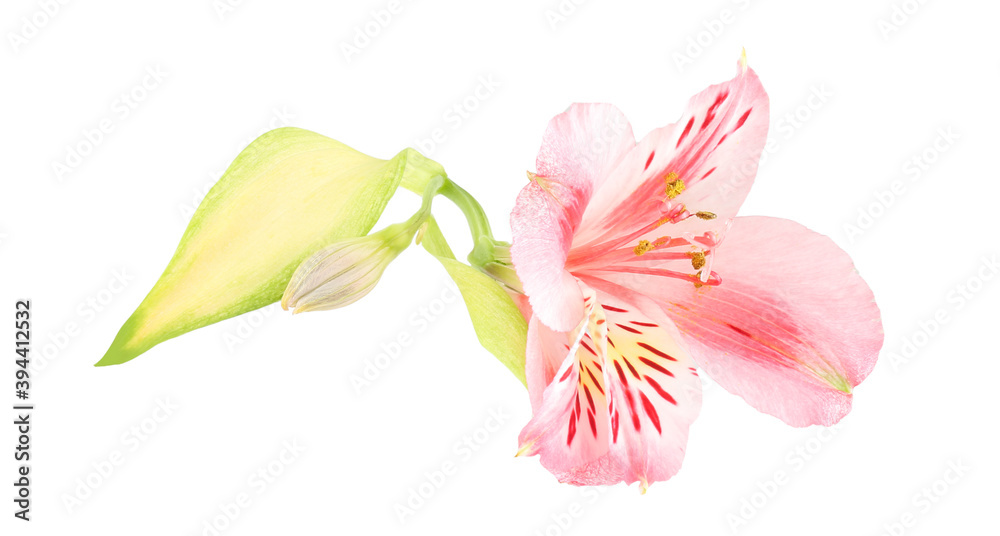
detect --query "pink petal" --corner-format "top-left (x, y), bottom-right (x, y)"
top-left (519, 283), bottom-right (701, 487)
top-left (596, 216), bottom-right (883, 427)
top-left (595, 290), bottom-right (702, 487)
top-left (511, 104), bottom-right (636, 331)
top-left (573, 63), bottom-right (769, 255)
top-left (519, 285), bottom-right (616, 479)
top-left (536, 103), bottom-right (636, 195)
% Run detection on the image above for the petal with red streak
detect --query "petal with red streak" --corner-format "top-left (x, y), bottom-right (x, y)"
top-left (599, 216), bottom-right (883, 427)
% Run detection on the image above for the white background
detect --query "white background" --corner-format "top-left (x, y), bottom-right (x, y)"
top-left (2, 0), bottom-right (997, 534)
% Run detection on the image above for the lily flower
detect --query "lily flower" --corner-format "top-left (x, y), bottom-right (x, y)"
top-left (510, 58), bottom-right (883, 490)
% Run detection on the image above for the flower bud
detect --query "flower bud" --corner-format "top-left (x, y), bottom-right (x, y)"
top-left (281, 222), bottom-right (413, 313)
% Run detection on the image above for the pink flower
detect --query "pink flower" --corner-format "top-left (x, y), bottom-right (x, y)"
top-left (509, 59), bottom-right (883, 490)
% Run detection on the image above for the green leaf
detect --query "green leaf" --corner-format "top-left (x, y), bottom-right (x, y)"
top-left (98, 127), bottom-right (445, 366)
top-left (421, 219), bottom-right (527, 385)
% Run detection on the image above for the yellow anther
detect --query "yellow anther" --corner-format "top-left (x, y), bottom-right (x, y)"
top-left (689, 251), bottom-right (706, 270)
top-left (664, 173), bottom-right (685, 199)
top-left (652, 236), bottom-right (671, 247)
top-left (633, 240), bottom-right (654, 256)
top-left (695, 211), bottom-right (717, 220)
top-left (693, 271), bottom-right (704, 288)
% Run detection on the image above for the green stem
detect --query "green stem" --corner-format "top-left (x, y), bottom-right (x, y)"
top-left (439, 180), bottom-right (493, 242)
top-left (438, 179), bottom-right (497, 267)
top-left (426, 177), bottom-right (525, 293)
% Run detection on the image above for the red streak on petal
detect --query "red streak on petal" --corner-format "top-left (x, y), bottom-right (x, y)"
top-left (726, 323), bottom-right (753, 338)
top-left (567, 412), bottom-right (577, 446)
top-left (637, 342), bottom-right (677, 361)
top-left (584, 366), bottom-right (605, 395)
top-left (701, 91), bottom-right (728, 130)
top-left (559, 365), bottom-right (573, 382)
top-left (644, 151), bottom-right (655, 171)
top-left (612, 410), bottom-right (620, 442)
top-left (734, 108), bottom-right (752, 130)
top-left (626, 392), bottom-right (641, 431)
top-left (701, 167), bottom-right (717, 180)
top-left (630, 321), bottom-right (658, 327)
top-left (616, 323), bottom-right (642, 334)
top-left (588, 409), bottom-right (597, 437)
top-left (580, 339), bottom-right (597, 355)
top-left (623, 357), bottom-right (641, 380)
top-left (677, 117), bottom-right (695, 148)
top-left (603, 305), bottom-right (628, 313)
top-left (614, 361), bottom-right (629, 386)
top-left (639, 357), bottom-right (674, 377)
top-left (584, 384), bottom-right (596, 413)
top-left (645, 376), bottom-right (678, 405)
top-left (640, 392), bottom-right (662, 434)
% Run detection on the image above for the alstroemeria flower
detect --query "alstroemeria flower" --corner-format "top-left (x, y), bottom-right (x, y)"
top-left (510, 60), bottom-right (882, 489)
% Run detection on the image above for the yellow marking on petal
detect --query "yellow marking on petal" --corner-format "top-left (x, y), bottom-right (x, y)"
top-left (633, 240), bottom-right (654, 256)
top-left (689, 251), bottom-right (706, 270)
top-left (740, 47), bottom-right (748, 74)
top-left (639, 477), bottom-right (650, 495)
top-left (664, 173), bottom-right (685, 199)
top-left (515, 441), bottom-right (536, 458)
top-left (695, 211), bottom-right (716, 220)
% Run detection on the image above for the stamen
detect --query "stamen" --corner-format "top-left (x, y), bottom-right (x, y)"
top-left (695, 211), bottom-right (716, 220)
top-left (664, 173), bottom-right (685, 199)
top-left (633, 240), bottom-right (654, 256)
top-left (689, 251), bottom-right (706, 270)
